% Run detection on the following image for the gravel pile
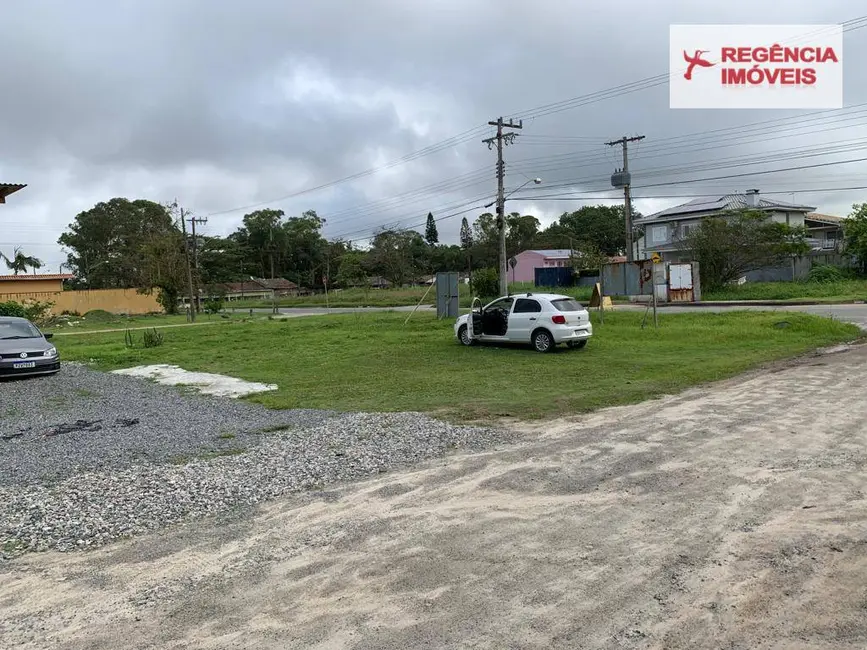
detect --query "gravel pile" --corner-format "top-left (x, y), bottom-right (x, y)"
top-left (1, 365), bottom-right (512, 555)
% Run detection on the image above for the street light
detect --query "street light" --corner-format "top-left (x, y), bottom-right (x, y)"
top-left (484, 177), bottom-right (542, 209)
top-left (485, 178), bottom-right (542, 296)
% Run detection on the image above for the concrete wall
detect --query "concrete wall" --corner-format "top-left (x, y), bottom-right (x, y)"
top-left (0, 289), bottom-right (163, 315)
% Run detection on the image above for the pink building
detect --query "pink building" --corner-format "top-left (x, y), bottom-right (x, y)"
top-left (510, 249), bottom-right (574, 284)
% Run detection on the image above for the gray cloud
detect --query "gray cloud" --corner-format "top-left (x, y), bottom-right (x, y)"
top-left (1, 0), bottom-right (866, 270)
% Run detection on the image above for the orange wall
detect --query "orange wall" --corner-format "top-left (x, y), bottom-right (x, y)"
top-left (0, 278), bottom-right (64, 294)
top-left (0, 288), bottom-right (163, 315)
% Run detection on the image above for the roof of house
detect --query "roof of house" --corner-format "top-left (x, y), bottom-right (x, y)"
top-left (0, 183), bottom-right (26, 203)
top-left (255, 277), bottom-right (298, 290)
top-left (223, 281), bottom-right (270, 293)
top-left (526, 249), bottom-right (574, 258)
top-left (805, 212), bottom-right (845, 225)
top-left (637, 193), bottom-right (816, 224)
top-left (0, 273), bottom-right (72, 281)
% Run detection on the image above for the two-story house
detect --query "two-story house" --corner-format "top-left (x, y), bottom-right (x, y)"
top-left (635, 189), bottom-right (846, 280)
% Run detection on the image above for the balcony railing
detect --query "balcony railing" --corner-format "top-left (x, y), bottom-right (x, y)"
top-left (806, 237), bottom-right (840, 251)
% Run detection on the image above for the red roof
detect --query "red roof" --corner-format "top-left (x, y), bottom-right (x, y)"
top-left (0, 274), bottom-right (73, 281)
top-left (256, 277), bottom-right (298, 290)
top-left (223, 281), bottom-right (269, 293)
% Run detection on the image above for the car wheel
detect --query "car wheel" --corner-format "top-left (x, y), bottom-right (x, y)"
top-left (532, 329), bottom-right (554, 353)
top-left (567, 340), bottom-right (587, 350)
top-left (458, 325), bottom-right (474, 346)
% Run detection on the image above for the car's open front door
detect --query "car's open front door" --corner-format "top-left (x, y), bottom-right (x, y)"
top-left (468, 297), bottom-right (483, 339)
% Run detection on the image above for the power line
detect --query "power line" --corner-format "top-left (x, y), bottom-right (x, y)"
top-left (321, 105), bottom-right (867, 227)
top-left (195, 15), bottom-right (867, 219)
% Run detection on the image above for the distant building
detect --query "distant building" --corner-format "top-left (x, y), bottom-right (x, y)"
top-left (634, 189), bottom-right (848, 281)
top-left (510, 249), bottom-right (574, 284)
top-left (0, 273), bottom-right (72, 296)
top-left (253, 277), bottom-right (300, 297)
top-left (183, 278), bottom-right (302, 306)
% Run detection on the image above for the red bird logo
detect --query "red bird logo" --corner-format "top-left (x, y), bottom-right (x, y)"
top-left (683, 49), bottom-right (715, 80)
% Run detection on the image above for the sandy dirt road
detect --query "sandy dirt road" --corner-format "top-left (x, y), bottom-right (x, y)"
top-left (3, 345), bottom-right (867, 649)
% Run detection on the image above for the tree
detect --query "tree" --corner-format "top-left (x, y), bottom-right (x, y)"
top-left (460, 217), bottom-right (473, 250)
top-left (335, 250), bottom-right (367, 287)
top-left (682, 209), bottom-right (809, 291)
top-left (138, 224), bottom-right (187, 314)
top-left (843, 202), bottom-right (867, 273)
top-left (366, 228), bottom-right (425, 286)
top-left (470, 212), bottom-right (499, 269)
top-left (197, 236), bottom-right (248, 285)
top-left (570, 240), bottom-right (607, 273)
top-left (281, 210), bottom-right (328, 288)
top-left (234, 209), bottom-right (286, 279)
top-left (558, 205), bottom-right (627, 255)
top-left (424, 212), bottom-right (439, 245)
top-left (58, 198), bottom-right (181, 289)
top-left (506, 212), bottom-right (540, 257)
top-left (430, 244), bottom-right (465, 273)
top-left (2, 248), bottom-right (43, 275)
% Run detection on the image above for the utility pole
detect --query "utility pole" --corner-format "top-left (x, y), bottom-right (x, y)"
top-left (179, 207), bottom-right (196, 322)
top-left (186, 213), bottom-right (208, 314)
top-left (606, 135), bottom-right (645, 262)
top-left (483, 116), bottom-right (522, 295)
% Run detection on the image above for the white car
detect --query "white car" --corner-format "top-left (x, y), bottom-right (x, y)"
top-left (454, 293), bottom-right (593, 353)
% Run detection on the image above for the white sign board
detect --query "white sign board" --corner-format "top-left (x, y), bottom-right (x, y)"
top-left (670, 24), bottom-right (843, 109)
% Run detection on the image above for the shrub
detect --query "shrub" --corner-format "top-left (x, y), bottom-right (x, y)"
top-left (83, 309), bottom-right (117, 322)
top-left (470, 268), bottom-right (500, 299)
top-left (807, 264), bottom-right (845, 284)
top-left (0, 300), bottom-right (54, 325)
top-left (142, 328), bottom-right (164, 348)
top-left (203, 297), bottom-right (224, 314)
top-left (0, 301), bottom-right (27, 318)
top-left (125, 328), bottom-right (165, 348)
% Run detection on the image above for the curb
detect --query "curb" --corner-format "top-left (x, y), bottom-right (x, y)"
top-left (640, 300), bottom-right (866, 308)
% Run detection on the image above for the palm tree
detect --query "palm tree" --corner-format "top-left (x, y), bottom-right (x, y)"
top-left (2, 247), bottom-right (43, 275)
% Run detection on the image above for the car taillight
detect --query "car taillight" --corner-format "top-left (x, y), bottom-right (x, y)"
top-left (551, 315), bottom-right (566, 324)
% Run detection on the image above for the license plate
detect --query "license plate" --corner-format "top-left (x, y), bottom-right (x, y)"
top-left (13, 362), bottom-right (36, 369)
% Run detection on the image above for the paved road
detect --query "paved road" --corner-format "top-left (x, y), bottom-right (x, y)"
top-left (260, 303), bottom-right (867, 329)
top-left (246, 305), bottom-right (435, 317)
top-left (617, 302), bottom-right (867, 329)
top-left (4, 344), bottom-right (867, 649)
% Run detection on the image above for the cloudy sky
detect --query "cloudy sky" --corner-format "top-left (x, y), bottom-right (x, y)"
top-left (2, 0), bottom-right (867, 271)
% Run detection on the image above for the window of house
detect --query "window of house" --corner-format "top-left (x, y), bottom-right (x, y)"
top-left (651, 225), bottom-right (667, 243)
top-left (513, 298), bottom-right (542, 313)
top-left (681, 223), bottom-right (695, 238)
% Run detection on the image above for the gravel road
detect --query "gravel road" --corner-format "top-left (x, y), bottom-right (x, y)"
top-left (0, 364), bottom-right (511, 555)
top-left (3, 345), bottom-right (866, 649)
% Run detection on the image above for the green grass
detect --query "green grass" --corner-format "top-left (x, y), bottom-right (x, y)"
top-left (230, 282), bottom-right (595, 310)
top-left (47, 312), bottom-right (251, 334)
top-left (704, 279), bottom-right (867, 303)
top-left (54, 310), bottom-right (860, 420)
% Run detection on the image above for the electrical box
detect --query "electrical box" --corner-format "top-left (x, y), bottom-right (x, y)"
top-left (611, 170), bottom-right (631, 188)
top-left (436, 272), bottom-right (459, 318)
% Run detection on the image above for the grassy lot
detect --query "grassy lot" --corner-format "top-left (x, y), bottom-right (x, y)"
top-left (46, 311), bottom-right (252, 334)
top-left (704, 279), bottom-right (867, 303)
top-left (55, 310), bottom-right (860, 420)
top-left (230, 282), bottom-right (595, 310)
